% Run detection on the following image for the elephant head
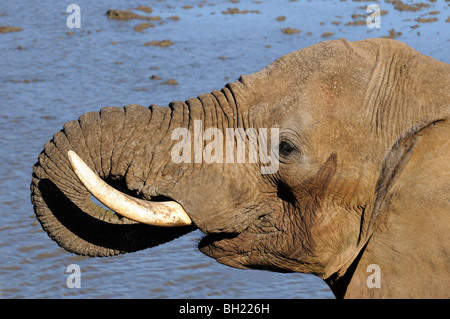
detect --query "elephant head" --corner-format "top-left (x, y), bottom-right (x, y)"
top-left (31, 38), bottom-right (449, 298)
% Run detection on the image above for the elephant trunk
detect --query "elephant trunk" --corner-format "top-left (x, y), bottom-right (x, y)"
top-left (31, 84), bottom-right (242, 256)
top-left (30, 104), bottom-right (197, 256)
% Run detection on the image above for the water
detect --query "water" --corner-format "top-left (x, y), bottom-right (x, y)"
top-left (0, 0), bottom-right (448, 299)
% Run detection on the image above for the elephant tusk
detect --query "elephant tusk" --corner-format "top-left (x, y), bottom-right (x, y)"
top-left (67, 150), bottom-right (192, 227)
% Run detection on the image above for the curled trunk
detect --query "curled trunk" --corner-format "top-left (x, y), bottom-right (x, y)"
top-left (30, 84), bottom-right (243, 257)
top-left (31, 104), bottom-right (195, 257)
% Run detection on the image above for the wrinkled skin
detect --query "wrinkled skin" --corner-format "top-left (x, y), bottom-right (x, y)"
top-left (31, 39), bottom-right (449, 298)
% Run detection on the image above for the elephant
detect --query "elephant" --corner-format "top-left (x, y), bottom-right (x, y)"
top-left (30, 38), bottom-right (449, 299)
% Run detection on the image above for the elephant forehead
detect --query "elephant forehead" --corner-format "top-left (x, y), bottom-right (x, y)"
top-left (241, 39), bottom-right (367, 91)
top-left (243, 41), bottom-right (381, 129)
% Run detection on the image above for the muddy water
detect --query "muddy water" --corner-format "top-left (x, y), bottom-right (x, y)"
top-left (0, 0), bottom-right (448, 299)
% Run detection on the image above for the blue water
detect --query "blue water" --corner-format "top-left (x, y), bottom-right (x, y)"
top-left (0, 0), bottom-right (448, 299)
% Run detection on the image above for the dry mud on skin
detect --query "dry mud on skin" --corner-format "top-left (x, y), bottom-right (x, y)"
top-left (0, 25), bottom-right (23, 33)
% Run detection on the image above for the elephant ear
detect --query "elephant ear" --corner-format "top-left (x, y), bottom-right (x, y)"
top-left (356, 39), bottom-right (450, 246)
top-left (31, 107), bottom-right (196, 257)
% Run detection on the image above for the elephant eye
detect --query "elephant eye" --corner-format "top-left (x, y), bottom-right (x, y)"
top-left (279, 140), bottom-right (296, 157)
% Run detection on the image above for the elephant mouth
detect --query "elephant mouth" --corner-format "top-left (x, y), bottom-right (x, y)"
top-left (197, 231), bottom-right (245, 267)
top-left (198, 232), bottom-right (240, 249)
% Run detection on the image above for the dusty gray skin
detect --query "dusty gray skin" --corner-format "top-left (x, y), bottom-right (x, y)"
top-left (31, 38), bottom-right (449, 298)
